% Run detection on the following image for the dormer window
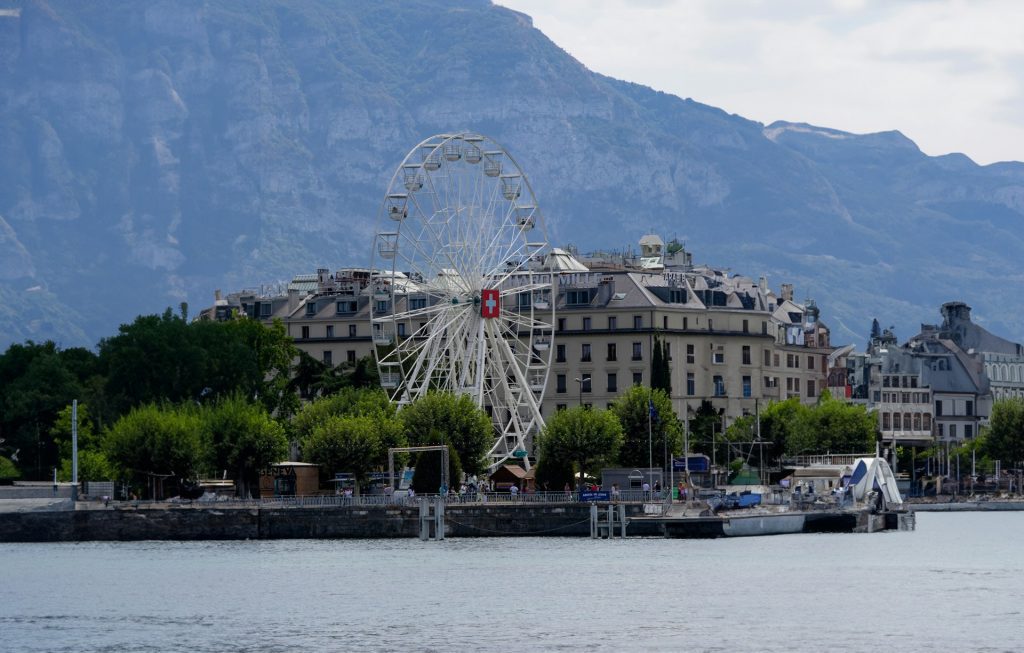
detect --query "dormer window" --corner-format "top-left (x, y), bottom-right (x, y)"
top-left (305, 302), bottom-right (317, 316)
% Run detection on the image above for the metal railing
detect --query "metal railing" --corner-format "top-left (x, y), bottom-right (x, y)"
top-left (93, 490), bottom-right (676, 509)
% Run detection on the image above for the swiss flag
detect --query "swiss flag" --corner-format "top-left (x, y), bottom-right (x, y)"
top-left (481, 288), bottom-right (500, 319)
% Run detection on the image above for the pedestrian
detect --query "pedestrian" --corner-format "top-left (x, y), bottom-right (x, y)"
top-left (642, 480), bottom-right (651, 500)
top-left (510, 484), bottom-right (519, 499)
top-left (654, 480), bottom-right (662, 499)
top-left (611, 483), bottom-right (620, 501)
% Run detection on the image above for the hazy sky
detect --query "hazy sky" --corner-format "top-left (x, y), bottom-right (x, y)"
top-left (498, 0), bottom-right (1024, 165)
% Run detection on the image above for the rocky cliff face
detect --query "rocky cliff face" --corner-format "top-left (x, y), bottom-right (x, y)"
top-left (1, 0), bottom-right (1022, 348)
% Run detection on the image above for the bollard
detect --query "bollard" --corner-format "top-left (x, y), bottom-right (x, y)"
top-left (435, 498), bottom-right (445, 541)
top-left (590, 503), bottom-right (598, 538)
top-left (618, 503), bottom-right (627, 538)
top-left (419, 497), bottom-right (430, 540)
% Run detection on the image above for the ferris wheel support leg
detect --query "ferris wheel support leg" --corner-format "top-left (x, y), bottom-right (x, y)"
top-left (474, 317), bottom-right (487, 408)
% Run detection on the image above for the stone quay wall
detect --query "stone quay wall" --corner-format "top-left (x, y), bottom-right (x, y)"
top-left (0, 503), bottom-right (661, 542)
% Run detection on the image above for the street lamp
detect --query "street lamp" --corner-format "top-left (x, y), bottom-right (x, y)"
top-left (574, 376), bottom-right (590, 408)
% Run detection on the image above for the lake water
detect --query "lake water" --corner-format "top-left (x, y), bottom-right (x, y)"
top-left (1, 512), bottom-right (1021, 652)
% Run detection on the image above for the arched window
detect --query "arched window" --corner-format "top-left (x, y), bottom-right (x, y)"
top-left (882, 413), bottom-right (891, 430)
top-left (923, 413), bottom-right (931, 430)
top-left (913, 413), bottom-right (922, 431)
top-left (904, 413), bottom-right (912, 432)
top-left (893, 413), bottom-right (901, 430)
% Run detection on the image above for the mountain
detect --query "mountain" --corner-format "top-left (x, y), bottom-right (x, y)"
top-left (2, 0), bottom-right (1023, 350)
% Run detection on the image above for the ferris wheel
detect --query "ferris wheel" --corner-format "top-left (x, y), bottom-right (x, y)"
top-left (369, 133), bottom-right (555, 470)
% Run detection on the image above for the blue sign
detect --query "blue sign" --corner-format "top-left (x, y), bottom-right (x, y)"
top-left (579, 491), bottom-right (610, 502)
top-left (673, 456), bottom-right (709, 472)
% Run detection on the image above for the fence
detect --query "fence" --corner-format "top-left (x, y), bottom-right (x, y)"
top-left (98, 490), bottom-right (672, 509)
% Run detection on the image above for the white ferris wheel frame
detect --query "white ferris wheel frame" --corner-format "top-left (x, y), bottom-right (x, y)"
top-left (369, 132), bottom-right (556, 471)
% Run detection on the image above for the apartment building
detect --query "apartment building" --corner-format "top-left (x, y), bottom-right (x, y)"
top-left (199, 236), bottom-right (836, 432)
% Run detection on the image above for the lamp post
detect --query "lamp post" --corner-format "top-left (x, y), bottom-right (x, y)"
top-left (574, 376), bottom-right (590, 408)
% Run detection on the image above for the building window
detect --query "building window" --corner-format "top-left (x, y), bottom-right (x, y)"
top-left (410, 297), bottom-right (427, 310)
top-left (581, 344), bottom-right (592, 362)
top-left (764, 350), bottom-right (771, 367)
top-left (687, 373), bottom-right (695, 396)
top-left (580, 377), bottom-right (592, 393)
top-left (556, 344), bottom-right (566, 363)
top-left (376, 300), bottom-right (388, 314)
top-left (397, 323), bottom-right (406, 337)
top-left (260, 303), bottom-right (272, 318)
top-left (742, 319), bottom-right (749, 333)
top-left (347, 350), bottom-right (356, 364)
top-left (687, 344), bottom-right (695, 364)
top-left (558, 318), bottom-right (566, 331)
top-left (949, 424), bottom-right (957, 439)
top-left (893, 413), bottom-right (901, 430)
top-left (708, 319), bottom-right (713, 331)
top-left (807, 355), bottom-right (814, 370)
top-left (336, 300), bottom-right (357, 314)
top-left (608, 316), bottom-right (617, 330)
top-left (306, 302), bottom-right (317, 316)
top-left (965, 424), bottom-right (973, 438)
top-left (633, 315), bottom-right (643, 329)
top-left (323, 350), bottom-right (333, 366)
top-left (883, 413), bottom-right (891, 430)
top-left (326, 325), bottom-right (334, 338)
top-left (774, 354), bottom-right (780, 367)
top-left (632, 342), bottom-right (643, 360)
top-left (566, 290), bottom-right (591, 306)
top-left (663, 315), bottom-right (669, 329)
top-left (556, 374), bottom-right (567, 393)
top-left (556, 404), bottom-right (567, 412)
top-left (923, 413), bottom-right (931, 430)
top-left (582, 317), bottom-right (592, 331)
top-left (301, 326), bottom-right (310, 339)
top-left (762, 321), bottom-right (768, 335)
top-left (713, 375), bottom-right (725, 396)
top-left (966, 400), bottom-right (974, 416)
top-left (742, 346), bottom-right (751, 365)
top-left (713, 350), bottom-right (725, 364)
top-left (807, 380), bottom-right (816, 398)
top-left (607, 373), bottom-right (617, 393)
top-left (913, 413), bottom-right (922, 431)
top-left (786, 354), bottom-right (794, 368)
top-left (607, 343), bottom-right (617, 361)
top-left (937, 423), bottom-right (944, 438)
top-left (348, 324), bottom-right (357, 337)
top-left (633, 372), bottom-right (643, 385)
top-left (935, 400), bottom-right (943, 416)
top-left (683, 316), bottom-right (689, 330)
top-left (743, 376), bottom-right (752, 398)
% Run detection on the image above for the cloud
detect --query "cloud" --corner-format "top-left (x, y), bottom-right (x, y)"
top-left (497, 0), bottom-right (1024, 164)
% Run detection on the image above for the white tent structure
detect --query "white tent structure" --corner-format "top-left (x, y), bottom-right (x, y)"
top-left (848, 457), bottom-right (903, 508)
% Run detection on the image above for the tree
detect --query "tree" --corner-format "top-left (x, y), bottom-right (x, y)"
top-left (291, 387), bottom-right (396, 447)
top-left (689, 400), bottom-right (722, 458)
top-left (103, 404), bottom-right (203, 498)
top-left (651, 335), bottom-right (671, 394)
top-left (411, 445), bottom-right (463, 495)
top-left (796, 391), bottom-right (876, 454)
top-left (0, 341), bottom-right (88, 479)
top-left (400, 392), bottom-right (492, 476)
top-left (0, 455), bottom-right (19, 481)
top-left (984, 398), bottom-right (1024, 466)
top-left (99, 311), bottom-right (299, 418)
top-left (536, 406), bottom-right (623, 487)
top-left (304, 414), bottom-right (406, 495)
top-left (50, 403), bottom-right (112, 483)
top-left (610, 386), bottom-right (681, 469)
top-left (199, 395), bottom-right (289, 498)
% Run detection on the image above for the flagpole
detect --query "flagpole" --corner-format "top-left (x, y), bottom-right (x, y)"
top-left (648, 389), bottom-right (653, 490)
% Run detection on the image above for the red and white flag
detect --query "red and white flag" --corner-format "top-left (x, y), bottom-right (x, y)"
top-left (481, 288), bottom-right (500, 319)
